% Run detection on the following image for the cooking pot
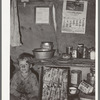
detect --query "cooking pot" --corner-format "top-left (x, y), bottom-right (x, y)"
top-left (33, 48), bottom-right (55, 59)
top-left (40, 42), bottom-right (54, 50)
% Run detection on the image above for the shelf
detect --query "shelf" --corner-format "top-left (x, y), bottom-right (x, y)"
top-left (33, 57), bottom-right (95, 68)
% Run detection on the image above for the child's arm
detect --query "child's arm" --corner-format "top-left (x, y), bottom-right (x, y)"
top-left (10, 73), bottom-right (21, 97)
top-left (27, 74), bottom-right (39, 99)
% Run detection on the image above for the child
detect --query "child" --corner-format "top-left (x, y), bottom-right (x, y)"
top-left (10, 53), bottom-right (39, 100)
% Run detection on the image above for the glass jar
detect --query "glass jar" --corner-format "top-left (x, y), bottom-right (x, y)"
top-left (66, 46), bottom-right (73, 57)
top-left (88, 47), bottom-right (95, 59)
top-left (90, 50), bottom-right (95, 60)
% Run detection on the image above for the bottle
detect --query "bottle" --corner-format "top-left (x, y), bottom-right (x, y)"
top-left (87, 73), bottom-right (95, 86)
top-left (66, 46), bottom-right (73, 57)
top-left (90, 50), bottom-right (95, 60)
top-left (77, 44), bottom-right (84, 58)
top-left (83, 47), bottom-right (88, 59)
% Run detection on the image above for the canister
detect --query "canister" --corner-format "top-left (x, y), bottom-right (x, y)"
top-left (70, 70), bottom-right (82, 87)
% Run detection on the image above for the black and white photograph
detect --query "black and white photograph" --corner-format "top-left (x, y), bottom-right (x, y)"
top-left (66, 1), bottom-right (84, 11)
top-left (2, 0), bottom-right (98, 100)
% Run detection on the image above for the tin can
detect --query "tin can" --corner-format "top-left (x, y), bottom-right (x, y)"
top-left (77, 44), bottom-right (84, 58)
top-left (72, 49), bottom-right (77, 58)
top-left (71, 70), bottom-right (82, 87)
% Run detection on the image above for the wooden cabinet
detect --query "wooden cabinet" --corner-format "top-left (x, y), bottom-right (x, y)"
top-left (33, 58), bottom-right (95, 79)
top-left (33, 58), bottom-right (95, 100)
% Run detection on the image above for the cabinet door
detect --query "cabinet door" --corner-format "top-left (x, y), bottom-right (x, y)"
top-left (39, 66), bottom-right (70, 100)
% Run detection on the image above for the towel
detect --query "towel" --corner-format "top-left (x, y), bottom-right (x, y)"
top-left (10, 0), bottom-right (22, 47)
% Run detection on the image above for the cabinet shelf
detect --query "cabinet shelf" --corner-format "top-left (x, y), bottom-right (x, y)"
top-left (33, 57), bottom-right (95, 68)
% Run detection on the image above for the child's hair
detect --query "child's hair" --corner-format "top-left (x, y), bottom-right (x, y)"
top-left (18, 52), bottom-right (34, 65)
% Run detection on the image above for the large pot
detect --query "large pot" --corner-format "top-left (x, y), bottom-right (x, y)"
top-left (33, 48), bottom-right (55, 59)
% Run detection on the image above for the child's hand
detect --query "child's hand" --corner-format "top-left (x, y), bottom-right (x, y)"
top-left (20, 95), bottom-right (28, 100)
top-left (20, 96), bottom-right (27, 100)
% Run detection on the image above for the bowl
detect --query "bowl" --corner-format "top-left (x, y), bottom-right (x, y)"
top-left (62, 53), bottom-right (71, 59)
top-left (33, 48), bottom-right (55, 59)
top-left (69, 87), bottom-right (77, 94)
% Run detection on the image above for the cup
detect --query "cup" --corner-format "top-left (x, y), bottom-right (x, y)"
top-left (69, 87), bottom-right (77, 94)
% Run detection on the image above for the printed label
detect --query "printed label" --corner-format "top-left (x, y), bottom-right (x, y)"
top-left (71, 73), bottom-right (78, 84)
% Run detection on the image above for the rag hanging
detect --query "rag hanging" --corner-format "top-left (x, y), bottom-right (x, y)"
top-left (10, 0), bottom-right (22, 47)
top-left (52, 4), bottom-right (57, 31)
top-left (52, 4), bottom-right (59, 54)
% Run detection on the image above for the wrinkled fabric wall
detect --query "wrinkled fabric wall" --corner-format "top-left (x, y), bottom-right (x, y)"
top-left (10, 0), bottom-right (95, 62)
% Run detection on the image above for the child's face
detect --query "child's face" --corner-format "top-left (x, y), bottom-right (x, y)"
top-left (19, 59), bottom-right (30, 73)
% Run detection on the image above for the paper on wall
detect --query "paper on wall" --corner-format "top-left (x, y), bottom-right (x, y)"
top-left (36, 7), bottom-right (49, 24)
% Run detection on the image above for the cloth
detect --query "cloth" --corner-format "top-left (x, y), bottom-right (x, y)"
top-left (10, 94), bottom-right (20, 100)
top-left (10, 70), bottom-right (39, 99)
top-left (10, 0), bottom-right (22, 46)
top-left (52, 4), bottom-right (57, 31)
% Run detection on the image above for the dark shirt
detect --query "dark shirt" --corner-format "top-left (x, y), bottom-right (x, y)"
top-left (10, 70), bottom-right (39, 99)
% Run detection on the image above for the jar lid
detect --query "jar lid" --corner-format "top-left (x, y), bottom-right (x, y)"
top-left (78, 44), bottom-right (84, 46)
